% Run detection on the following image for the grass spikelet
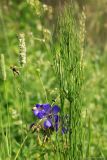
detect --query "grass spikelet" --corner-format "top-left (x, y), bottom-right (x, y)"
top-left (19, 33), bottom-right (26, 67)
top-left (0, 54), bottom-right (6, 81)
top-left (79, 8), bottom-right (86, 60)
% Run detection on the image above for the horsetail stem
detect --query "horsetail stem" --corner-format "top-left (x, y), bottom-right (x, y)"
top-left (52, 2), bottom-right (85, 159)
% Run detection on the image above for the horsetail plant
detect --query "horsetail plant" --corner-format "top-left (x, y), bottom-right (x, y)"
top-left (52, 3), bottom-right (85, 160)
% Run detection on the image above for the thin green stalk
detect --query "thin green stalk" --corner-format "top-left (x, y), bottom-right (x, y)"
top-left (36, 69), bottom-right (48, 102)
top-left (86, 115), bottom-right (91, 158)
top-left (20, 68), bottom-right (25, 142)
top-left (0, 103), bottom-right (5, 159)
top-left (14, 133), bottom-right (29, 160)
top-left (3, 81), bottom-right (11, 159)
top-left (0, 7), bottom-right (10, 55)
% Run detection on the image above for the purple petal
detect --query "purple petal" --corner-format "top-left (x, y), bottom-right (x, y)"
top-left (36, 104), bottom-right (42, 108)
top-left (33, 110), bottom-right (39, 116)
top-left (62, 127), bottom-right (68, 134)
top-left (32, 107), bottom-right (39, 116)
top-left (42, 104), bottom-right (51, 113)
top-left (54, 123), bottom-right (58, 131)
top-left (54, 115), bottom-right (59, 123)
top-left (44, 119), bottom-right (52, 128)
top-left (37, 110), bottom-right (46, 119)
top-left (53, 115), bottom-right (59, 131)
top-left (52, 105), bottom-right (60, 114)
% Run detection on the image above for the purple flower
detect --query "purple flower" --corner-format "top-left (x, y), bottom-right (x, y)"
top-left (32, 104), bottom-right (51, 119)
top-left (32, 104), bottom-right (60, 129)
top-left (32, 103), bottom-right (68, 134)
top-left (52, 105), bottom-right (60, 114)
top-left (44, 119), bottom-right (52, 128)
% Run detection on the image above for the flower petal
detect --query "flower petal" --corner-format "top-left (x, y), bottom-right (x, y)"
top-left (37, 110), bottom-right (46, 119)
top-left (62, 127), bottom-right (68, 134)
top-left (52, 105), bottom-right (60, 114)
top-left (54, 123), bottom-right (58, 131)
top-left (44, 119), bottom-right (52, 128)
top-left (36, 104), bottom-right (42, 108)
top-left (32, 108), bottom-right (39, 116)
top-left (42, 104), bottom-right (51, 113)
top-left (54, 115), bottom-right (59, 123)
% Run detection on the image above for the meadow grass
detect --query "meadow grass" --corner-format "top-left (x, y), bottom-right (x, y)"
top-left (0, 1), bottom-right (107, 160)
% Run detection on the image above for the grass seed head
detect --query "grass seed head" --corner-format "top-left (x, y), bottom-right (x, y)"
top-left (19, 33), bottom-right (26, 67)
top-left (0, 54), bottom-right (6, 81)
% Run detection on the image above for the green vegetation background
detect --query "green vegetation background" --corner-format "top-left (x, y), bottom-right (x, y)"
top-left (0, 0), bottom-right (107, 159)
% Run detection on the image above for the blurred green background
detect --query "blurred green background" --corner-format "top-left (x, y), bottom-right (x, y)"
top-left (0, 0), bottom-right (107, 159)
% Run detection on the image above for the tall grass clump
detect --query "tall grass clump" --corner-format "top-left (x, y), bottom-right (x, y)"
top-left (52, 2), bottom-right (86, 159)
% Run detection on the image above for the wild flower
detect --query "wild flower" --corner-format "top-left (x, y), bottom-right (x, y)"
top-left (31, 103), bottom-right (68, 134)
